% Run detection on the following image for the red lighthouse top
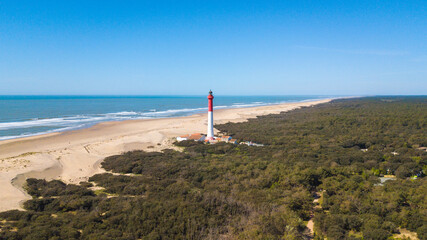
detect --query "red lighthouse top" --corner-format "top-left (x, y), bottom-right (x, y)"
top-left (208, 90), bottom-right (214, 111)
top-left (208, 90), bottom-right (214, 99)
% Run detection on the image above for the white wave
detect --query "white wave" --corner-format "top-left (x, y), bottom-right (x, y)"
top-left (213, 105), bottom-right (228, 109)
top-left (0, 116), bottom-right (110, 130)
top-left (0, 118), bottom-right (68, 130)
top-left (141, 107), bottom-right (207, 117)
top-left (230, 102), bottom-right (266, 108)
top-left (0, 124), bottom-right (86, 141)
top-left (106, 111), bottom-right (139, 116)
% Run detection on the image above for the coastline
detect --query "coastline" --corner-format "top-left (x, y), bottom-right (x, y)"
top-left (0, 98), bottom-right (333, 212)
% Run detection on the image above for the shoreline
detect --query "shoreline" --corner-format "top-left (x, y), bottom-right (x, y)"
top-left (0, 98), bottom-right (334, 212)
top-left (0, 97), bottom-right (332, 143)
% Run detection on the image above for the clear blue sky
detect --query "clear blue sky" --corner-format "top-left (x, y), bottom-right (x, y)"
top-left (0, 0), bottom-right (426, 95)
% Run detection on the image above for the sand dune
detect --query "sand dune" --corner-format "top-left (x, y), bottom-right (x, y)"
top-left (0, 99), bottom-right (331, 212)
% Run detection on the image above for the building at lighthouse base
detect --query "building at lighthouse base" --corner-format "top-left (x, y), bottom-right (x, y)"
top-left (176, 133), bottom-right (239, 144)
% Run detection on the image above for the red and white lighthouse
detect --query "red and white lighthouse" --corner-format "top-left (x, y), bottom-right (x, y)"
top-left (206, 90), bottom-right (214, 140)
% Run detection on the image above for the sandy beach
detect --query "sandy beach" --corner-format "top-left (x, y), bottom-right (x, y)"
top-left (0, 99), bottom-right (331, 212)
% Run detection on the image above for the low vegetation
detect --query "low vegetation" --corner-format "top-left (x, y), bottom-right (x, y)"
top-left (0, 97), bottom-right (425, 239)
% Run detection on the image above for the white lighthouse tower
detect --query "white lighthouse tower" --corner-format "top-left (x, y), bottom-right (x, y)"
top-left (206, 90), bottom-right (214, 140)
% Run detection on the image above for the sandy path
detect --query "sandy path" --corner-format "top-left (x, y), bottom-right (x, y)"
top-left (0, 99), bottom-right (332, 212)
top-left (306, 191), bottom-right (324, 238)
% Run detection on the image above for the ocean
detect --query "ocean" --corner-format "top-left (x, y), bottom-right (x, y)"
top-left (0, 95), bottom-right (333, 141)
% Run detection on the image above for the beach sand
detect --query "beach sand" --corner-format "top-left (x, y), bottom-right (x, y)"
top-left (0, 99), bottom-right (331, 212)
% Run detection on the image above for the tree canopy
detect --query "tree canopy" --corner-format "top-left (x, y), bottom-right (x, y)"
top-left (0, 97), bottom-right (425, 240)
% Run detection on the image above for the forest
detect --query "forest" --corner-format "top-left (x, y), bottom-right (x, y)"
top-left (0, 97), bottom-right (425, 240)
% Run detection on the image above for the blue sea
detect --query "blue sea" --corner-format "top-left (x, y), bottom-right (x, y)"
top-left (0, 95), bottom-right (334, 141)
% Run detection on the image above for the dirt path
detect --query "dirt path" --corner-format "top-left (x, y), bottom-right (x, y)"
top-left (306, 191), bottom-right (323, 239)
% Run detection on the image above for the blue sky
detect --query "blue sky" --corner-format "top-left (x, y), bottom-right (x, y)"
top-left (0, 0), bottom-right (426, 95)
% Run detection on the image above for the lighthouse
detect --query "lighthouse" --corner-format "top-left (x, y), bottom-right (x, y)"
top-left (206, 90), bottom-right (214, 140)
